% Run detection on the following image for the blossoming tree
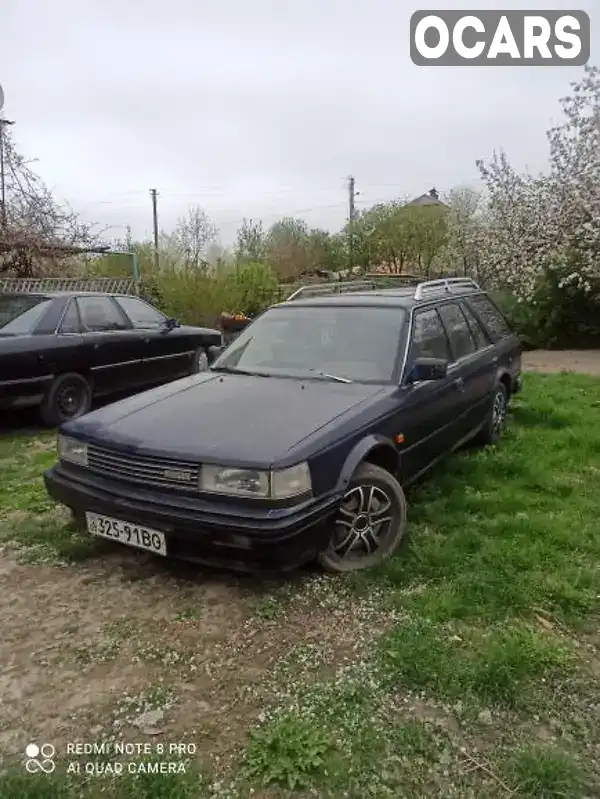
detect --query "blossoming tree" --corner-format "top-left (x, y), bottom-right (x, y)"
top-left (476, 64), bottom-right (600, 300)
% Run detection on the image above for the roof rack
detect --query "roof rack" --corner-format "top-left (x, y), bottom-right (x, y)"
top-left (286, 280), bottom-right (379, 301)
top-left (284, 275), bottom-right (481, 303)
top-left (413, 277), bottom-right (480, 300)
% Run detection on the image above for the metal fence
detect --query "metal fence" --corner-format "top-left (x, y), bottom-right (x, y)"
top-left (0, 277), bottom-right (136, 294)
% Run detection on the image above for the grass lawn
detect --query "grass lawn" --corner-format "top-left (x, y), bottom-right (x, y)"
top-left (0, 372), bottom-right (599, 797)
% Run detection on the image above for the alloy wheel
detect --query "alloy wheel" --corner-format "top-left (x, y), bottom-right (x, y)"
top-left (330, 483), bottom-right (395, 561)
top-left (491, 388), bottom-right (507, 436)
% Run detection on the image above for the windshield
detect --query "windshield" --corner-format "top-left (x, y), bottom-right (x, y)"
top-left (212, 304), bottom-right (407, 383)
top-left (0, 295), bottom-right (53, 335)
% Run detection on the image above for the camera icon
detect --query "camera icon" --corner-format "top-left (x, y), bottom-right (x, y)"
top-left (25, 743), bottom-right (56, 774)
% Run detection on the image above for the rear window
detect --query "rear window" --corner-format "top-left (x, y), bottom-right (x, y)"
top-left (0, 295), bottom-right (53, 335)
top-left (467, 294), bottom-right (512, 341)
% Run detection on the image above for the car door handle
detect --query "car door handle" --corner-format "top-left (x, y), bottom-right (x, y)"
top-left (453, 377), bottom-right (465, 391)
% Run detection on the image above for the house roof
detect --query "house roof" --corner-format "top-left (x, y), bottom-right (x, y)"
top-left (408, 192), bottom-right (446, 207)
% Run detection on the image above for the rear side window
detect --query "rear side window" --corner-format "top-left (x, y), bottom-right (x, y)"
top-left (468, 294), bottom-right (512, 340)
top-left (437, 303), bottom-right (476, 361)
top-left (411, 308), bottom-right (451, 361)
top-left (461, 302), bottom-right (491, 350)
top-left (77, 296), bottom-right (129, 332)
top-left (60, 300), bottom-right (81, 334)
top-left (0, 296), bottom-right (53, 334)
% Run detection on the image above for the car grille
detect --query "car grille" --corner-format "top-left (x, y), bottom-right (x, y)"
top-left (86, 443), bottom-right (200, 492)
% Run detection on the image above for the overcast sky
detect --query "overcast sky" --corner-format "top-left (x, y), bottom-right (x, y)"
top-left (1, 0), bottom-right (597, 247)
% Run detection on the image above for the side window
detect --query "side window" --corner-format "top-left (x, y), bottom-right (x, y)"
top-left (467, 294), bottom-right (512, 341)
top-left (77, 297), bottom-right (129, 332)
top-left (461, 302), bottom-right (491, 350)
top-left (411, 308), bottom-right (451, 361)
top-left (59, 300), bottom-right (81, 334)
top-left (437, 303), bottom-right (476, 361)
top-left (114, 296), bottom-right (165, 329)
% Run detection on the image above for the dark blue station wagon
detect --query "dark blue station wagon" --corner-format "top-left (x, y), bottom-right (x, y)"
top-left (44, 278), bottom-right (522, 574)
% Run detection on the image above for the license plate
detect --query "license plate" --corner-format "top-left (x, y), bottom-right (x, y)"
top-left (85, 512), bottom-right (167, 556)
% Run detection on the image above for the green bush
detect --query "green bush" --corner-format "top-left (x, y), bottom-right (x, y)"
top-left (494, 261), bottom-right (600, 350)
top-left (139, 261), bottom-right (279, 328)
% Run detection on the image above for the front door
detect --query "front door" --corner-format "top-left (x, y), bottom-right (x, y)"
top-left (112, 295), bottom-right (194, 385)
top-left (398, 306), bottom-right (466, 484)
top-left (75, 295), bottom-right (146, 395)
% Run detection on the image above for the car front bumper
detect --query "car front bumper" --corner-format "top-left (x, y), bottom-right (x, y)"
top-left (44, 464), bottom-right (340, 573)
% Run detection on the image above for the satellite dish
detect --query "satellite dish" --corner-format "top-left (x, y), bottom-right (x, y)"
top-left (0, 84), bottom-right (4, 112)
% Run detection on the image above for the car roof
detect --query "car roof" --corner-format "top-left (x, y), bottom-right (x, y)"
top-left (275, 286), bottom-right (484, 310)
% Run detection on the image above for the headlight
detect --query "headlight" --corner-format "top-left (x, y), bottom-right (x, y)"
top-left (58, 435), bottom-right (88, 466)
top-left (200, 466), bottom-right (269, 497)
top-left (271, 462), bottom-right (312, 499)
top-left (199, 462), bottom-right (312, 499)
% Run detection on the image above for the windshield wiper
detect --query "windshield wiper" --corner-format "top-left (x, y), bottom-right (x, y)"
top-left (308, 370), bottom-right (352, 384)
top-left (210, 365), bottom-right (271, 377)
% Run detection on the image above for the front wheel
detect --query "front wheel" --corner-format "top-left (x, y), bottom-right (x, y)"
top-left (317, 462), bottom-right (407, 573)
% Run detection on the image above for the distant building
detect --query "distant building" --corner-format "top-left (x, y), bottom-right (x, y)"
top-left (407, 187), bottom-right (446, 207)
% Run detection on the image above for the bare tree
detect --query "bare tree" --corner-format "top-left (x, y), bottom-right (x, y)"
top-left (0, 127), bottom-right (101, 276)
top-left (235, 218), bottom-right (266, 263)
top-left (171, 205), bottom-right (218, 270)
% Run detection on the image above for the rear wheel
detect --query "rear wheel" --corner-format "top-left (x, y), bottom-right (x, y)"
top-left (189, 348), bottom-right (209, 374)
top-left (474, 382), bottom-right (508, 446)
top-left (40, 373), bottom-right (92, 427)
top-left (317, 462), bottom-right (407, 573)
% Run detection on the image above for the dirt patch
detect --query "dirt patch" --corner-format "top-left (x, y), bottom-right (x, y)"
top-left (522, 349), bottom-right (600, 375)
top-left (0, 549), bottom-right (393, 774)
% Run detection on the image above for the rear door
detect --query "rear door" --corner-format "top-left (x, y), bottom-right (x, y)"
top-left (75, 295), bottom-right (147, 395)
top-left (437, 301), bottom-right (495, 440)
top-left (399, 306), bottom-right (466, 483)
top-left (113, 296), bottom-right (195, 384)
top-left (465, 293), bottom-right (522, 390)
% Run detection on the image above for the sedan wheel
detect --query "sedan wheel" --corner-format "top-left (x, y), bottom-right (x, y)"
top-left (318, 462), bottom-right (407, 573)
top-left (40, 373), bottom-right (93, 427)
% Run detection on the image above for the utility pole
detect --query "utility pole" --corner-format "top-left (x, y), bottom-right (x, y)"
top-left (0, 116), bottom-right (15, 233)
top-left (347, 176), bottom-right (358, 271)
top-left (150, 188), bottom-right (159, 269)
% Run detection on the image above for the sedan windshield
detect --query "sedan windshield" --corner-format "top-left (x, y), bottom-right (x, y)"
top-left (212, 304), bottom-right (407, 383)
top-left (0, 295), bottom-right (53, 335)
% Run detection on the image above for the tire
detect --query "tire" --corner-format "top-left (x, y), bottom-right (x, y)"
top-left (474, 382), bottom-right (508, 446)
top-left (317, 462), bottom-right (407, 573)
top-left (189, 348), bottom-right (209, 374)
top-left (40, 373), bottom-right (92, 427)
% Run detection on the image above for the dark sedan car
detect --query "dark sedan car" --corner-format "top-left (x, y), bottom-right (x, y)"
top-left (44, 278), bottom-right (522, 574)
top-left (0, 291), bottom-right (221, 425)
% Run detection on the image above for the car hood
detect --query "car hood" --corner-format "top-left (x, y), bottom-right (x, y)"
top-left (66, 372), bottom-right (387, 467)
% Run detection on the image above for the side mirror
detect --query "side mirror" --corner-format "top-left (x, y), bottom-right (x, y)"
top-left (406, 357), bottom-right (448, 384)
top-left (164, 316), bottom-right (180, 330)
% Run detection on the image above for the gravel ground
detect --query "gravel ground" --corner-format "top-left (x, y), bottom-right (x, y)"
top-left (522, 349), bottom-right (600, 375)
